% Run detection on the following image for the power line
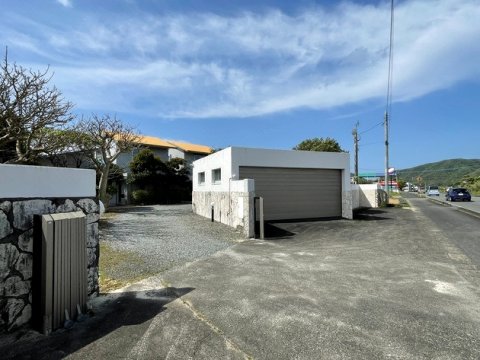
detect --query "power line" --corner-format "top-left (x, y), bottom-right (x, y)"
top-left (359, 121), bottom-right (383, 135)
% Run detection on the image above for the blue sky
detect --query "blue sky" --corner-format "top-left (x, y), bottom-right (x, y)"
top-left (2, 0), bottom-right (479, 172)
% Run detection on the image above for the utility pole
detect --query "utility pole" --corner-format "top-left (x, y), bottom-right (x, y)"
top-left (352, 122), bottom-right (359, 184)
top-left (384, 0), bottom-right (394, 196)
top-left (384, 111), bottom-right (389, 193)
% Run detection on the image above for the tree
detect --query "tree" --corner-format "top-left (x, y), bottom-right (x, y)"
top-left (397, 179), bottom-right (407, 190)
top-left (0, 50), bottom-right (74, 163)
top-left (129, 149), bottom-right (191, 204)
top-left (43, 129), bottom-right (93, 168)
top-left (0, 119), bottom-right (15, 162)
top-left (74, 114), bottom-right (139, 205)
top-left (293, 137), bottom-right (345, 152)
top-left (105, 163), bottom-right (125, 196)
top-left (128, 148), bottom-right (167, 188)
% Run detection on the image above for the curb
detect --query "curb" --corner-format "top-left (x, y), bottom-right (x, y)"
top-left (426, 197), bottom-right (480, 220)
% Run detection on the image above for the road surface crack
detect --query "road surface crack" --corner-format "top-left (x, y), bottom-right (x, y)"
top-left (160, 279), bottom-right (253, 360)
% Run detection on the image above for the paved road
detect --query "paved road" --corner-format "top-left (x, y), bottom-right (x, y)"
top-left (405, 193), bottom-right (480, 267)
top-left (2, 206), bottom-right (480, 359)
top-left (424, 194), bottom-right (480, 214)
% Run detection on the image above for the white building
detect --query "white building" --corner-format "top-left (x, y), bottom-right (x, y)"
top-left (192, 147), bottom-right (354, 238)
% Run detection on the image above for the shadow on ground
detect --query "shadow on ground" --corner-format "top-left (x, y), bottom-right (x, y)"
top-left (353, 208), bottom-right (391, 221)
top-left (256, 209), bottom-right (392, 240)
top-left (0, 287), bottom-right (194, 360)
top-left (255, 221), bottom-right (296, 239)
top-left (107, 206), bottom-right (157, 213)
top-left (257, 217), bottom-right (341, 240)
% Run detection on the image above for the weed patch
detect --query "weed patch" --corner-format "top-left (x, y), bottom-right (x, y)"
top-left (99, 242), bottom-right (157, 293)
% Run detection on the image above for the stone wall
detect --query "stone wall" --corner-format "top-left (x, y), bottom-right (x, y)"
top-left (342, 191), bottom-right (354, 219)
top-left (192, 191), bottom-right (255, 238)
top-left (0, 197), bottom-right (99, 332)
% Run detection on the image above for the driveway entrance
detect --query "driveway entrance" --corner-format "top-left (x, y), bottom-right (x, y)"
top-left (2, 205), bottom-right (480, 359)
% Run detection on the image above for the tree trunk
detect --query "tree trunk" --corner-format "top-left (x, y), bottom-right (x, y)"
top-left (98, 163), bottom-right (111, 206)
top-left (15, 139), bottom-right (26, 163)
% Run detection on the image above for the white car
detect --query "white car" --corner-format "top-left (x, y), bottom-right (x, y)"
top-left (427, 186), bottom-right (440, 196)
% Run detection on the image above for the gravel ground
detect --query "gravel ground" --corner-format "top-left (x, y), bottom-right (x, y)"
top-left (99, 204), bottom-right (244, 284)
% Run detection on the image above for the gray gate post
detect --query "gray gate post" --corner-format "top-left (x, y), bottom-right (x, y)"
top-left (259, 197), bottom-right (264, 240)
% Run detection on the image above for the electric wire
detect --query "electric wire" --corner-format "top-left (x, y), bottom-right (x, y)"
top-left (386, 0), bottom-right (395, 119)
top-left (359, 121), bottom-right (384, 135)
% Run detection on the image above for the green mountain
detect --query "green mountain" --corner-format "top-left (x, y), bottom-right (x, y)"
top-left (399, 159), bottom-right (480, 187)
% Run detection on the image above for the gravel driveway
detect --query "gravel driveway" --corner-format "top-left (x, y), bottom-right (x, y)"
top-left (99, 204), bottom-right (244, 289)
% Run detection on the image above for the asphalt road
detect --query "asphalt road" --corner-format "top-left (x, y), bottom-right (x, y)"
top-left (429, 194), bottom-right (480, 214)
top-left (405, 193), bottom-right (480, 266)
top-left (3, 205), bottom-right (480, 359)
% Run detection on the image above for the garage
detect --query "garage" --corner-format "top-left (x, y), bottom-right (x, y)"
top-left (192, 147), bottom-right (352, 238)
top-left (239, 166), bottom-right (342, 221)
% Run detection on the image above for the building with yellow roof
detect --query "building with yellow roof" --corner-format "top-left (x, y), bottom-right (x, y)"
top-left (112, 135), bottom-right (213, 205)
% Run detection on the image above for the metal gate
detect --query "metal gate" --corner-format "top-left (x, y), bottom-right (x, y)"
top-left (33, 211), bottom-right (87, 334)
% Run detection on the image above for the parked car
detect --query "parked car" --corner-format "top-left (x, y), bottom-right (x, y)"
top-left (446, 188), bottom-right (471, 202)
top-left (427, 186), bottom-right (440, 196)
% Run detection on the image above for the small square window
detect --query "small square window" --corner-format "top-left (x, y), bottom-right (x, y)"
top-left (212, 168), bottom-right (221, 184)
top-left (198, 172), bottom-right (205, 185)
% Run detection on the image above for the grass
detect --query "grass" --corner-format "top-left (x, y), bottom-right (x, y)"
top-left (384, 193), bottom-right (410, 208)
top-left (99, 242), bottom-right (156, 293)
top-left (99, 212), bottom-right (159, 293)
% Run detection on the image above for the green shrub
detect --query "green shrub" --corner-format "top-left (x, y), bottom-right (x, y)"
top-left (131, 189), bottom-right (151, 204)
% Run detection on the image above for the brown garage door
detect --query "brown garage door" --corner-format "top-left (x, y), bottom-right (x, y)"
top-left (239, 166), bottom-right (342, 221)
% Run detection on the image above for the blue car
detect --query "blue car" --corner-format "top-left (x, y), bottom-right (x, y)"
top-left (446, 188), bottom-right (471, 202)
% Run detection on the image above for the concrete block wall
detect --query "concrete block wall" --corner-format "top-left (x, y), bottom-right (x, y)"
top-left (352, 184), bottom-right (388, 209)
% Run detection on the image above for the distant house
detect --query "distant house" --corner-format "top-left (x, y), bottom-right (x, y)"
top-left (115, 135), bottom-right (212, 171)
top-left (36, 133), bottom-right (212, 205)
top-left (111, 135), bottom-right (213, 205)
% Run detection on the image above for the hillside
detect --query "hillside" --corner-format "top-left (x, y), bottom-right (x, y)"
top-left (399, 159), bottom-right (480, 187)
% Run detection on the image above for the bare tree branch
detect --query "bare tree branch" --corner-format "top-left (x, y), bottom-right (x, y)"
top-left (74, 114), bottom-right (139, 205)
top-left (0, 49), bottom-right (74, 163)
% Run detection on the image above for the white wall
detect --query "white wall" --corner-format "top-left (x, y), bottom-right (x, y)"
top-left (0, 164), bottom-right (96, 198)
top-left (351, 184), bottom-right (385, 208)
top-left (193, 147), bottom-right (351, 193)
top-left (193, 147), bottom-right (234, 192)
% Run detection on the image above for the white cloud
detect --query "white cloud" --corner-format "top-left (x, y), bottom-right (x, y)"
top-left (56, 0), bottom-right (72, 8)
top-left (5, 0), bottom-right (480, 118)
